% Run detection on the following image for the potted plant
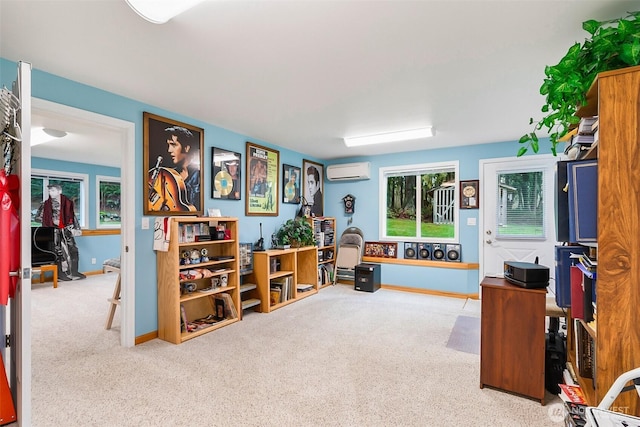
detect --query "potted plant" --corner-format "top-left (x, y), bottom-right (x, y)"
top-left (518, 11), bottom-right (640, 156)
top-left (274, 218), bottom-right (315, 248)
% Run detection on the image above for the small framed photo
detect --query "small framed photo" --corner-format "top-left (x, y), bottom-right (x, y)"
top-left (246, 142), bottom-right (279, 216)
top-left (303, 159), bottom-right (324, 217)
top-left (282, 164), bottom-right (301, 204)
top-left (212, 147), bottom-right (241, 200)
top-left (460, 179), bottom-right (479, 209)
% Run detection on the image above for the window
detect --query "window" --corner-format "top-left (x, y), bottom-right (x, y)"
top-left (380, 161), bottom-right (459, 242)
top-left (496, 171), bottom-right (544, 238)
top-left (96, 175), bottom-right (121, 229)
top-left (31, 169), bottom-right (89, 228)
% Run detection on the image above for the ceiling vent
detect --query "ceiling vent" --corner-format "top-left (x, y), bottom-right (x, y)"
top-left (326, 162), bottom-right (371, 181)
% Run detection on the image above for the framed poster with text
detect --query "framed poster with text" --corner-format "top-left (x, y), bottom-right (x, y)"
top-left (246, 142), bottom-right (279, 216)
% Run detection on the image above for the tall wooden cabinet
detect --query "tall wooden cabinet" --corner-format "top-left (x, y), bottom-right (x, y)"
top-left (568, 65), bottom-right (640, 414)
top-left (157, 217), bottom-right (240, 344)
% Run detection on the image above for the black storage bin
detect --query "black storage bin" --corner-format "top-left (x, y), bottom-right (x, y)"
top-left (355, 263), bottom-right (381, 293)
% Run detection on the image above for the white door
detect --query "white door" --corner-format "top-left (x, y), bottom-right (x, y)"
top-left (479, 155), bottom-right (557, 281)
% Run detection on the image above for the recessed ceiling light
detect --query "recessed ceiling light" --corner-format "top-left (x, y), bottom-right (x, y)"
top-left (344, 127), bottom-right (435, 147)
top-left (125, 0), bottom-right (206, 24)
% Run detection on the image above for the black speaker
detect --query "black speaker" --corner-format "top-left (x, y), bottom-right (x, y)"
top-left (418, 243), bottom-right (432, 260)
top-left (445, 244), bottom-right (461, 262)
top-left (404, 242), bottom-right (417, 259)
top-left (432, 243), bottom-right (445, 260)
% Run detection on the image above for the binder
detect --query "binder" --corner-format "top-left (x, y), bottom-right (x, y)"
top-left (567, 160), bottom-right (598, 243)
top-left (555, 245), bottom-right (587, 308)
top-left (570, 265), bottom-right (584, 319)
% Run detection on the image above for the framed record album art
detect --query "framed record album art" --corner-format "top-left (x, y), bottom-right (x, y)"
top-left (143, 112), bottom-right (204, 216)
top-left (282, 164), bottom-right (301, 204)
top-left (211, 147), bottom-right (241, 200)
top-left (246, 142), bottom-right (279, 216)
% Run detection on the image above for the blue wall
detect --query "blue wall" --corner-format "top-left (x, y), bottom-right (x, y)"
top-left (1, 58), bottom-right (547, 337)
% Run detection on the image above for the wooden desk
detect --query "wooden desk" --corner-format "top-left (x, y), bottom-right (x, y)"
top-left (35, 264), bottom-right (58, 288)
top-left (479, 276), bottom-right (546, 404)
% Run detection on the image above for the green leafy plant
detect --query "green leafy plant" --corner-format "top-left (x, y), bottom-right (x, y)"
top-left (275, 218), bottom-right (314, 247)
top-left (519, 10), bottom-right (640, 156)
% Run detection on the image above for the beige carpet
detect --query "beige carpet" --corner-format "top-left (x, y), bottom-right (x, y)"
top-left (27, 275), bottom-right (563, 426)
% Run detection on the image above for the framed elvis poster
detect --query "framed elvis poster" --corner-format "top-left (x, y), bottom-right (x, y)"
top-left (246, 142), bottom-right (279, 216)
top-left (143, 112), bottom-right (204, 216)
top-left (303, 159), bottom-right (324, 217)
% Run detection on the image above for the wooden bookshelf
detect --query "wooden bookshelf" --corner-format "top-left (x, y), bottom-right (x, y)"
top-left (306, 217), bottom-right (336, 288)
top-left (248, 246), bottom-right (318, 313)
top-left (566, 65), bottom-right (640, 414)
top-left (156, 217), bottom-right (240, 344)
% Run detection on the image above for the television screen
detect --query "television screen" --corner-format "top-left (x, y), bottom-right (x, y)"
top-left (31, 226), bottom-right (57, 266)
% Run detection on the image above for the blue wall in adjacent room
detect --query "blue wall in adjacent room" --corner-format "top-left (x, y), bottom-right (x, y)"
top-left (2, 58), bottom-right (548, 337)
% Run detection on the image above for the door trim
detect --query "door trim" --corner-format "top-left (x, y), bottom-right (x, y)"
top-left (31, 98), bottom-right (135, 347)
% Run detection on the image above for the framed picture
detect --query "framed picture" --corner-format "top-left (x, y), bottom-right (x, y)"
top-left (211, 147), bottom-right (241, 200)
top-left (246, 142), bottom-right (279, 216)
top-left (303, 159), bottom-right (324, 217)
top-left (364, 241), bottom-right (398, 258)
top-left (143, 112), bottom-right (204, 216)
top-left (460, 179), bottom-right (480, 209)
top-left (282, 164), bottom-right (301, 204)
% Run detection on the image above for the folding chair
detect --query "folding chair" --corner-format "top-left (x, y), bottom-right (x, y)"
top-left (333, 227), bottom-right (364, 285)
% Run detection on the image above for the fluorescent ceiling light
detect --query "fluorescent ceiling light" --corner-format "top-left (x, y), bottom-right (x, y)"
top-left (31, 127), bottom-right (67, 146)
top-left (343, 127), bottom-right (435, 147)
top-left (125, 0), bottom-right (205, 24)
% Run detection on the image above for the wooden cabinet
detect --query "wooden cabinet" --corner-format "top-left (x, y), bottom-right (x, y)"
top-left (249, 247), bottom-right (318, 313)
top-left (480, 277), bottom-right (546, 404)
top-left (157, 217), bottom-right (240, 344)
top-left (306, 217), bottom-right (336, 288)
top-left (566, 65), bottom-right (640, 414)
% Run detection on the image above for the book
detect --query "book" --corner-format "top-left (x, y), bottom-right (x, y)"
top-left (559, 383), bottom-right (587, 404)
top-left (180, 304), bottom-right (188, 332)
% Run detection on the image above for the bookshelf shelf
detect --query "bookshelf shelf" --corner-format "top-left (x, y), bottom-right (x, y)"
top-left (157, 217), bottom-right (240, 344)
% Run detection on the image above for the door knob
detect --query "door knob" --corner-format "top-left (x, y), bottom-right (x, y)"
top-left (486, 239), bottom-right (492, 244)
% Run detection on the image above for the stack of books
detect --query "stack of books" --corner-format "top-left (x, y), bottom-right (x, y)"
top-left (558, 383), bottom-right (588, 427)
top-left (565, 116), bottom-right (599, 160)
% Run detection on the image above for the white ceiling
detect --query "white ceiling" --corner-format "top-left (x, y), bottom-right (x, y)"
top-left (1, 1), bottom-right (636, 167)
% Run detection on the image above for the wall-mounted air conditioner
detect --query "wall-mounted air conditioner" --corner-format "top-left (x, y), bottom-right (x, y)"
top-left (326, 162), bottom-right (371, 181)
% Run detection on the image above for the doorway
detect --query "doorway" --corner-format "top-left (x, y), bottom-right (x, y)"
top-left (479, 155), bottom-right (557, 281)
top-left (31, 98), bottom-right (135, 347)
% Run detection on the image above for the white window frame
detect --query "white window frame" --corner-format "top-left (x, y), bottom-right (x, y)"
top-left (96, 175), bottom-right (121, 229)
top-left (32, 168), bottom-right (90, 229)
top-left (379, 161), bottom-right (459, 243)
